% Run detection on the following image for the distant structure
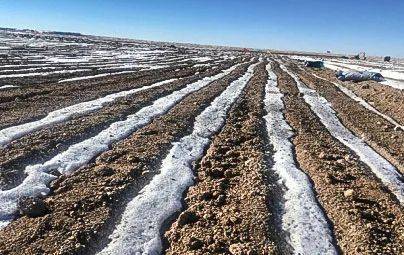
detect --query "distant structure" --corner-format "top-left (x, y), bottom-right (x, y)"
top-left (384, 56), bottom-right (391, 62)
top-left (353, 52), bottom-right (366, 60)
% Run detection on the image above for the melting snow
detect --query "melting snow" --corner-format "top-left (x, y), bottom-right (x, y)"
top-left (0, 69), bottom-right (91, 79)
top-left (0, 78), bottom-right (178, 147)
top-left (97, 61), bottom-right (259, 255)
top-left (281, 64), bottom-right (404, 204)
top-left (263, 63), bottom-right (337, 254)
top-left (0, 85), bottom-right (19, 90)
top-left (58, 70), bottom-right (139, 83)
top-left (307, 70), bottom-right (403, 130)
top-left (0, 62), bottom-right (244, 228)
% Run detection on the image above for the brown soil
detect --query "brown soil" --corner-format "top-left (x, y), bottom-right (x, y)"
top-left (291, 64), bottom-right (404, 174)
top-left (0, 61), bottom-right (250, 255)
top-left (0, 63), bottom-right (240, 190)
top-left (274, 61), bottom-right (404, 255)
top-left (164, 62), bottom-right (281, 254)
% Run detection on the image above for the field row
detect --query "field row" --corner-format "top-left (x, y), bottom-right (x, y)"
top-left (0, 54), bottom-right (402, 254)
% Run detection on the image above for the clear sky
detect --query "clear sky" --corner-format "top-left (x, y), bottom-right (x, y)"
top-left (0, 0), bottom-right (403, 57)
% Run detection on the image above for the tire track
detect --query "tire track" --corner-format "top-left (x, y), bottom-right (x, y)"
top-left (0, 59), bottom-right (252, 255)
top-left (96, 61), bottom-right (260, 255)
top-left (164, 61), bottom-right (282, 254)
top-left (274, 62), bottom-right (404, 254)
top-left (0, 63), bottom-right (244, 190)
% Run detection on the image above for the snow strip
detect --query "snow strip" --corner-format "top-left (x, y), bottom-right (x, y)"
top-left (57, 70), bottom-right (139, 83)
top-left (58, 64), bottom-right (170, 83)
top-left (280, 64), bottom-right (404, 204)
top-left (0, 69), bottom-right (91, 78)
top-left (263, 64), bottom-right (336, 254)
top-left (0, 78), bottom-right (179, 147)
top-left (0, 62), bottom-right (244, 228)
top-left (0, 85), bottom-right (19, 90)
top-left (305, 69), bottom-right (404, 130)
top-left (97, 62), bottom-right (260, 255)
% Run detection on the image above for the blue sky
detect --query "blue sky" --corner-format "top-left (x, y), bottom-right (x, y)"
top-left (0, 0), bottom-right (403, 57)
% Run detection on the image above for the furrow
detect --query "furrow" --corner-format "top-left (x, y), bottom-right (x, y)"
top-left (164, 61), bottom-right (282, 254)
top-left (274, 61), bottom-right (404, 254)
top-left (0, 61), bottom-right (246, 227)
top-left (307, 67), bottom-right (404, 128)
top-left (57, 70), bottom-right (140, 83)
top-left (0, 63), bottom-right (217, 129)
top-left (0, 69), bottom-right (93, 78)
top-left (263, 63), bottom-right (337, 254)
top-left (0, 59), bottom-right (251, 255)
top-left (306, 69), bottom-right (402, 129)
top-left (0, 78), bottom-right (175, 147)
top-left (0, 65), bottom-right (236, 190)
top-left (280, 64), bottom-right (404, 203)
top-left (96, 61), bottom-right (260, 255)
top-left (293, 65), bottom-right (404, 174)
top-left (0, 61), bottom-right (229, 147)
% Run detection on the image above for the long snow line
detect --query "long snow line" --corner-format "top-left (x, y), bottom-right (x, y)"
top-left (0, 77), bottom-right (177, 147)
top-left (305, 69), bottom-right (404, 130)
top-left (263, 63), bottom-right (336, 254)
top-left (0, 62), bottom-right (244, 228)
top-left (0, 69), bottom-right (92, 79)
top-left (57, 70), bottom-right (140, 83)
top-left (96, 62), bottom-right (260, 255)
top-left (0, 85), bottom-right (19, 90)
top-left (58, 63), bottom-right (176, 83)
top-left (280, 64), bottom-right (404, 204)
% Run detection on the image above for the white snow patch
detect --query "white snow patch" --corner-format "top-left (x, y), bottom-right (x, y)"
top-left (263, 63), bottom-right (336, 254)
top-left (0, 62), bottom-right (244, 228)
top-left (0, 69), bottom-right (91, 78)
top-left (0, 85), bottom-right (19, 90)
top-left (58, 70), bottom-right (139, 83)
top-left (0, 66), bottom-right (61, 74)
top-left (193, 63), bottom-right (213, 67)
top-left (280, 64), bottom-right (404, 204)
top-left (190, 56), bottom-right (212, 62)
top-left (97, 62), bottom-right (260, 255)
